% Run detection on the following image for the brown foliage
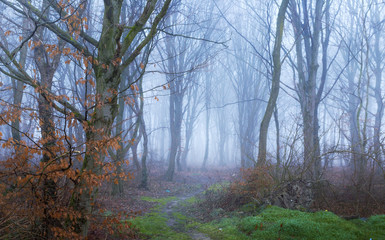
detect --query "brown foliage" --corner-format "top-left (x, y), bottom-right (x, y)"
top-left (312, 167), bottom-right (385, 218)
top-left (196, 166), bottom-right (275, 215)
top-left (233, 167), bottom-right (275, 200)
top-left (0, 112), bottom-right (131, 239)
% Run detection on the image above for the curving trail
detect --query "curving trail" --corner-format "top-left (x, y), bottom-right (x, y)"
top-left (130, 168), bottom-right (236, 239)
top-left (161, 188), bottom-right (211, 240)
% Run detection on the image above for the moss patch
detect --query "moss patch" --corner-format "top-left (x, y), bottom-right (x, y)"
top-left (197, 206), bottom-right (385, 240)
top-left (126, 196), bottom-right (191, 239)
top-left (126, 189), bottom-right (385, 240)
top-left (140, 196), bottom-right (177, 205)
top-left (128, 213), bottom-right (190, 240)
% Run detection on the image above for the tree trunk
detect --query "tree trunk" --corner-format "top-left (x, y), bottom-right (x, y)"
top-left (372, 20), bottom-right (383, 173)
top-left (165, 92), bottom-right (183, 181)
top-left (137, 73), bottom-right (149, 189)
top-left (218, 114), bottom-right (227, 166)
top-left (274, 106), bottom-right (281, 177)
top-left (139, 118), bottom-right (149, 189)
top-left (11, 17), bottom-right (28, 143)
top-left (201, 109), bottom-right (210, 170)
top-left (0, 0), bottom-right (172, 237)
top-left (33, 1), bottom-right (65, 236)
top-left (257, 0), bottom-right (289, 166)
top-left (289, 0), bottom-right (324, 180)
top-left (111, 76), bottom-right (127, 196)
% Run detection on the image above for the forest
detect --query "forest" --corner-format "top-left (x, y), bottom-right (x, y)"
top-left (0, 0), bottom-right (384, 239)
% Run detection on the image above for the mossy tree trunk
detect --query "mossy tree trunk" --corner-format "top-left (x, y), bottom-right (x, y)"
top-left (0, 0), bottom-right (172, 236)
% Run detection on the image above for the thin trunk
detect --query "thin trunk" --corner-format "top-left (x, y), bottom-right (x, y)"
top-left (218, 110), bottom-right (227, 166)
top-left (11, 17), bottom-right (28, 143)
top-left (137, 74), bottom-right (148, 189)
top-left (202, 108), bottom-right (210, 170)
top-left (257, 0), bottom-right (289, 166)
top-left (139, 121), bottom-right (148, 188)
top-left (372, 19), bottom-right (383, 172)
top-left (180, 127), bottom-right (192, 170)
top-left (274, 106), bottom-right (281, 177)
top-left (202, 77), bottom-right (211, 170)
top-left (132, 138), bottom-right (142, 171)
top-left (181, 82), bottom-right (200, 169)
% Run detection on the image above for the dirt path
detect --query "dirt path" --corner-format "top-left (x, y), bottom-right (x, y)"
top-left (109, 169), bottom-right (237, 239)
top-left (161, 188), bottom-right (212, 240)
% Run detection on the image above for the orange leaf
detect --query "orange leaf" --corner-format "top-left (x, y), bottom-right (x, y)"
top-left (140, 62), bottom-right (145, 69)
top-left (63, 47), bottom-right (71, 55)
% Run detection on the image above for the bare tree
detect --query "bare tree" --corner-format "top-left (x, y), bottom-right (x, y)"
top-left (159, 0), bottom-right (219, 180)
top-left (369, 0), bottom-right (385, 172)
top-left (288, 0), bottom-right (325, 179)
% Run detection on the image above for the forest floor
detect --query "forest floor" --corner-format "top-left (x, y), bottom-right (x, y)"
top-left (94, 167), bottom-right (236, 239)
top-left (94, 167), bottom-right (385, 240)
top-left (124, 168), bottom-right (234, 240)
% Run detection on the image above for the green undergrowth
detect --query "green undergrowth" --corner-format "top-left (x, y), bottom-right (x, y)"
top-left (180, 196), bottom-right (198, 207)
top-left (140, 196), bottom-right (177, 205)
top-left (122, 189), bottom-right (385, 240)
top-left (206, 181), bottom-right (230, 192)
top-left (125, 196), bottom-right (191, 240)
top-left (197, 206), bottom-right (385, 240)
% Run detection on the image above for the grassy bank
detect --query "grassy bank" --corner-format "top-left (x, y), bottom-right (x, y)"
top-left (128, 195), bottom-right (385, 240)
top-left (197, 206), bottom-right (385, 240)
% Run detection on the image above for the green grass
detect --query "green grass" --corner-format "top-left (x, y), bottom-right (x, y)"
top-left (128, 212), bottom-right (190, 240)
top-left (140, 196), bottom-right (177, 205)
top-left (125, 195), bottom-right (385, 240)
top-left (206, 181), bottom-right (230, 192)
top-left (197, 206), bottom-right (385, 240)
top-left (184, 196), bottom-right (198, 204)
top-left (173, 211), bottom-right (189, 222)
top-left (126, 196), bottom-right (191, 240)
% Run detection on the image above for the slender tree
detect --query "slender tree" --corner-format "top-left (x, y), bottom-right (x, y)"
top-left (257, 0), bottom-right (290, 166)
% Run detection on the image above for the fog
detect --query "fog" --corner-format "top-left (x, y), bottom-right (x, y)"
top-left (0, 0), bottom-right (384, 237)
top-left (0, 0), bottom-right (384, 177)
top-left (137, 0), bottom-right (381, 171)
